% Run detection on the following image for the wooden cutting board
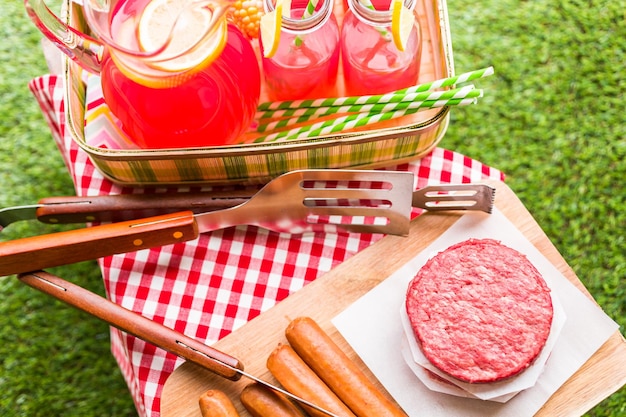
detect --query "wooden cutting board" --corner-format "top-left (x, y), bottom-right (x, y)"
top-left (161, 181), bottom-right (626, 416)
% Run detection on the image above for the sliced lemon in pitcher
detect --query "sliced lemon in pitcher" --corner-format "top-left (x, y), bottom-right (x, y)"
top-left (260, 0), bottom-right (291, 58)
top-left (390, 0), bottom-right (415, 52)
top-left (138, 0), bottom-right (228, 72)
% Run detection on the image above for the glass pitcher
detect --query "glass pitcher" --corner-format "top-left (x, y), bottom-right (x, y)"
top-left (25, 0), bottom-right (261, 149)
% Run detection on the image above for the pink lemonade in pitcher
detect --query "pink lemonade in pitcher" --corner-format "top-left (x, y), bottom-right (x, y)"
top-left (100, 0), bottom-right (261, 148)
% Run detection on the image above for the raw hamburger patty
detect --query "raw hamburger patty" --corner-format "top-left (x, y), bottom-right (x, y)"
top-left (405, 238), bottom-right (553, 383)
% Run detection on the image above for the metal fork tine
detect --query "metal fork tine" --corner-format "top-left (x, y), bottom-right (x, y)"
top-left (412, 184), bottom-right (495, 214)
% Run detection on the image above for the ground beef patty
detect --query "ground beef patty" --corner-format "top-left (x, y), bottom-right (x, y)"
top-left (405, 238), bottom-right (553, 383)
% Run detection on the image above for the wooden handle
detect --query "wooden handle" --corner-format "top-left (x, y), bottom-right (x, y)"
top-left (0, 211), bottom-right (198, 276)
top-left (36, 193), bottom-right (252, 224)
top-left (18, 271), bottom-right (244, 380)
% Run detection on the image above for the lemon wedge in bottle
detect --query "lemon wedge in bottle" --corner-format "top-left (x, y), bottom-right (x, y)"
top-left (260, 0), bottom-right (291, 58)
top-left (137, 0), bottom-right (228, 73)
top-left (390, 0), bottom-right (415, 52)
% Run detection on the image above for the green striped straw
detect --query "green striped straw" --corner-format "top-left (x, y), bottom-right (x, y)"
top-left (257, 86), bottom-right (481, 132)
top-left (395, 66), bottom-right (495, 94)
top-left (254, 97), bottom-right (478, 142)
top-left (257, 84), bottom-right (477, 119)
top-left (360, 0), bottom-right (391, 39)
top-left (257, 91), bottom-right (481, 133)
top-left (304, 0), bottom-right (319, 17)
top-left (294, 0), bottom-right (319, 46)
top-left (257, 66), bottom-right (495, 111)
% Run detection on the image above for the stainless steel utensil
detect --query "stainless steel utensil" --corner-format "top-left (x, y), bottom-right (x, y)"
top-left (0, 182), bottom-right (495, 230)
top-left (18, 271), bottom-right (341, 417)
top-left (0, 169), bottom-right (414, 276)
top-left (412, 183), bottom-right (495, 213)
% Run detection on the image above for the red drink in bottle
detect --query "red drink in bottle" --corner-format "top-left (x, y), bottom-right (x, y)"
top-left (341, 0), bottom-right (421, 96)
top-left (260, 0), bottom-right (340, 101)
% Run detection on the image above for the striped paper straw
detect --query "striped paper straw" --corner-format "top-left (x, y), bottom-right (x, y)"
top-left (258, 85), bottom-right (477, 118)
top-left (359, 0), bottom-right (390, 39)
top-left (395, 66), bottom-right (495, 94)
top-left (257, 86), bottom-right (481, 132)
top-left (257, 84), bottom-right (477, 120)
top-left (256, 66), bottom-right (495, 111)
top-left (294, 0), bottom-right (319, 46)
top-left (254, 97), bottom-right (478, 142)
top-left (303, 0), bottom-right (319, 19)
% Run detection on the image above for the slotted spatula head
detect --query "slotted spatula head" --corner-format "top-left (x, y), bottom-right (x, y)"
top-left (193, 169), bottom-right (415, 236)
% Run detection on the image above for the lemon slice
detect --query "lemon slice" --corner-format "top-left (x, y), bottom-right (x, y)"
top-left (260, 0), bottom-right (291, 58)
top-left (138, 0), bottom-right (228, 72)
top-left (390, 0), bottom-right (415, 52)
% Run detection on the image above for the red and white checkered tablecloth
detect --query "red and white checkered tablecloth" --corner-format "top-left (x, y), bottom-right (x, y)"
top-left (29, 74), bottom-right (504, 417)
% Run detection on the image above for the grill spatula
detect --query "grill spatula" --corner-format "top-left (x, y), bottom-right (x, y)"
top-left (0, 169), bottom-right (414, 276)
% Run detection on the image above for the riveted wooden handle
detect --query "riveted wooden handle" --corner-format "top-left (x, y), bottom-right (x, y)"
top-left (18, 271), bottom-right (243, 380)
top-left (0, 211), bottom-right (198, 276)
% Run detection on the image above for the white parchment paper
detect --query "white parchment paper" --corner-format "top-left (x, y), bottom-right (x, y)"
top-left (332, 209), bottom-right (618, 417)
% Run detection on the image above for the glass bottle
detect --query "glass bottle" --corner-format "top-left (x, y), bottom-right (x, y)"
top-left (341, 0), bottom-right (422, 96)
top-left (261, 0), bottom-right (340, 101)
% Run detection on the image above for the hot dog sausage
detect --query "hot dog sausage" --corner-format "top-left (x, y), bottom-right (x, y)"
top-left (267, 343), bottom-right (357, 417)
top-left (285, 316), bottom-right (408, 417)
top-left (240, 382), bottom-right (307, 417)
top-left (198, 389), bottom-right (240, 417)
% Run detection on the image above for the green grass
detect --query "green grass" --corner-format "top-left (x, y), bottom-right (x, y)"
top-left (0, 0), bottom-right (624, 415)
top-left (0, 1), bottom-right (137, 416)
